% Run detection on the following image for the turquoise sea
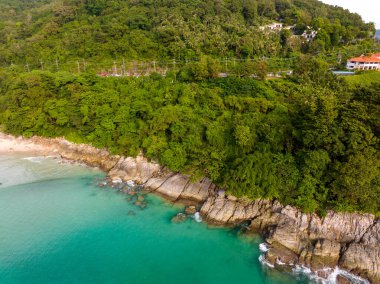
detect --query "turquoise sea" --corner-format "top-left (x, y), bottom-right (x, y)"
top-left (0, 154), bottom-right (311, 284)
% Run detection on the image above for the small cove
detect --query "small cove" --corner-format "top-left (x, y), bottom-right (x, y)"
top-left (0, 154), bottom-right (311, 283)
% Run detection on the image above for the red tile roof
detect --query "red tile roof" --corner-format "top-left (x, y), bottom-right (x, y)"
top-left (349, 53), bottom-right (380, 63)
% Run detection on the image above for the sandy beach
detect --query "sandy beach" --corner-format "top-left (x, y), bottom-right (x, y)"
top-left (0, 132), bottom-right (51, 154)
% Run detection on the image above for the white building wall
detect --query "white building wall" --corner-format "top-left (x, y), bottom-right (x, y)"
top-left (346, 61), bottom-right (380, 70)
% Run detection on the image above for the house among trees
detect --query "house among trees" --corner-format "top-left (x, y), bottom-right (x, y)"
top-left (259, 22), bottom-right (283, 31)
top-left (301, 27), bottom-right (318, 42)
top-left (346, 53), bottom-right (380, 70)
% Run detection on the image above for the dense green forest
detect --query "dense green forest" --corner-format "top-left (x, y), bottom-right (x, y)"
top-left (0, 58), bottom-right (379, 214)
top-left (0, 0), bottom-right (376, 68)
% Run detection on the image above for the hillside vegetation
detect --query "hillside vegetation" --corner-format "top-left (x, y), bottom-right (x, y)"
top-left (0, 58), bottom-right (379, 214)
top-left (0, 0), bottom-right (376, 67)
top-left (344, 71), bottom-right (380, 88)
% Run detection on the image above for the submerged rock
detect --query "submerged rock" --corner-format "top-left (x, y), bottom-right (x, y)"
top-left (171, 213), bottom-right (187, 223)
top-left (127, 210), bottom-right (135, 216)
top-left (137, 195), bottom-right (145, 202)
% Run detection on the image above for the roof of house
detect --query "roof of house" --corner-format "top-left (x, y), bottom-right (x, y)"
top-left (348, 53), bottom-right (380, 63)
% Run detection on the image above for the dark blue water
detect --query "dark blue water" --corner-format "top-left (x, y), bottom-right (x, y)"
top-left (0, 154), bottom-right (309, 284)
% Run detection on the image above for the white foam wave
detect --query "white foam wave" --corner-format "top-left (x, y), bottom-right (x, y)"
top-left (22, 156), bottom-right (46, 163)
top-left (112, 177), bottom-right (122, 184)
top-left (259, 242), bottom-right (269, 252)
top-left (292, 265), bottom-right (369, 284)
top-left (22, 155), bottom-right (59, 163)
top-left (257, 247), bottom-right (369, 284)
top-left (126, 180), bottom-right (136, 187)
top-left (194, 212), bottom-right (202, 223)
top-left (326, 267), bottom-right (369, 284)
top-left (258, 255), bottom-right (274, 268)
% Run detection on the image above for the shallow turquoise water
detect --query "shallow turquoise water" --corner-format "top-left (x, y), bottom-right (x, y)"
top-left (0, 154), bottom-right (308, 284)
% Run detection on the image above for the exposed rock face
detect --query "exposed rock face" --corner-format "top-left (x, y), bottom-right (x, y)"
top-left (299, 239), bottom-right (341, 270)
top-left (4, 133), bottom-right (379, 283)
top-left (29, 136), bottom-right (120, 171)
top-left (340, 243), bottom-right (380, 283)
top-left (109, 155), bottom-right (213, 203)
top-left (200, 194), bottom-right (379, 283)
top-left (339, 219), bottom-right (380, 283)
top-left (109, 156), bottom-right (161, 183)
top-left (154, 174), bottom-right (190, 201)
top-left (308, 212), bottom-right (375, 243)
top-left (361, 220), bottom-right (380, 245)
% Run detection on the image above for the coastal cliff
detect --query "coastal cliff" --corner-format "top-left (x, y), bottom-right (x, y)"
top-left (1, 133), bottom-right (379, 283)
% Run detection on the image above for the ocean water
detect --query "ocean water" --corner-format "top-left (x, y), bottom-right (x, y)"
top-left (376, 30), bottom-right (380, 39)
top-left (0, 154), bottom-right (311, 284)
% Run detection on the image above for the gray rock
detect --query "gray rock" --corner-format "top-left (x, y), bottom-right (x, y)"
top-left (309, 211), bottom-right (374, 243)
top-left (179, 177), bottom-right (212, 202)
top-left (155, 174), bottom-right (189, 201)
top-left (340, 243), bottom-right (380, 283)
top-left (361, 219), bottom-right (380, 245)
top-left (108, 156), bottom-right (161, 184)
top-left (265, 244), bottom-right (298, 267)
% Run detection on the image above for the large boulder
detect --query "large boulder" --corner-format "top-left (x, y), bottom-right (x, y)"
top-left (299, 239), bottom-right (341, 271)
top-left (154, 174), bottom-right (189, 201)
top-left (340, 243), bottom-right (380, 283)
top-left (200, 195), bottom-right (237, 224)
top-left (179, 177), bottom-right (213, 202)
top-left (265, 244), bottom-right (299, 266)
top-left (108, 156), bottom-right (161, 183)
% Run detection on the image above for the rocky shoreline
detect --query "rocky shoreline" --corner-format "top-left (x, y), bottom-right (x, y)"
top-left (1, 133), bottom-right (379, 283)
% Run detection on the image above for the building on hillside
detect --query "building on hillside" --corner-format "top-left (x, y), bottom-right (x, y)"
top-left (283, 25), bottom-right (295, 30)
top-left (301, 27), bottom-right (318, 42)
top-left (259, 22), bottom-right (283, 31)
top-left (346, 53), bottom-right (380, 70)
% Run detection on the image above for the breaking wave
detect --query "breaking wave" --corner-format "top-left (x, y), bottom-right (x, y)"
top-left (258, 244), bottom-right (369, 284)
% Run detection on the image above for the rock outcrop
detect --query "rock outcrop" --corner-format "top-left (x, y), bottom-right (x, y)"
top-left (4, 133), bottom-right (379, 283)
top-left (199, 193), bottom-right (379, 283)
top-left (109, 156), bottom-right (161, 183)
top-left (29, 136), bottom-right (120, 171)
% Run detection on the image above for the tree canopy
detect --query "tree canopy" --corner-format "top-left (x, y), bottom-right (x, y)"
top-left (0, 68), bottom-right (378, 215)
top-left (0, 0), bottom-right (376, 67)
